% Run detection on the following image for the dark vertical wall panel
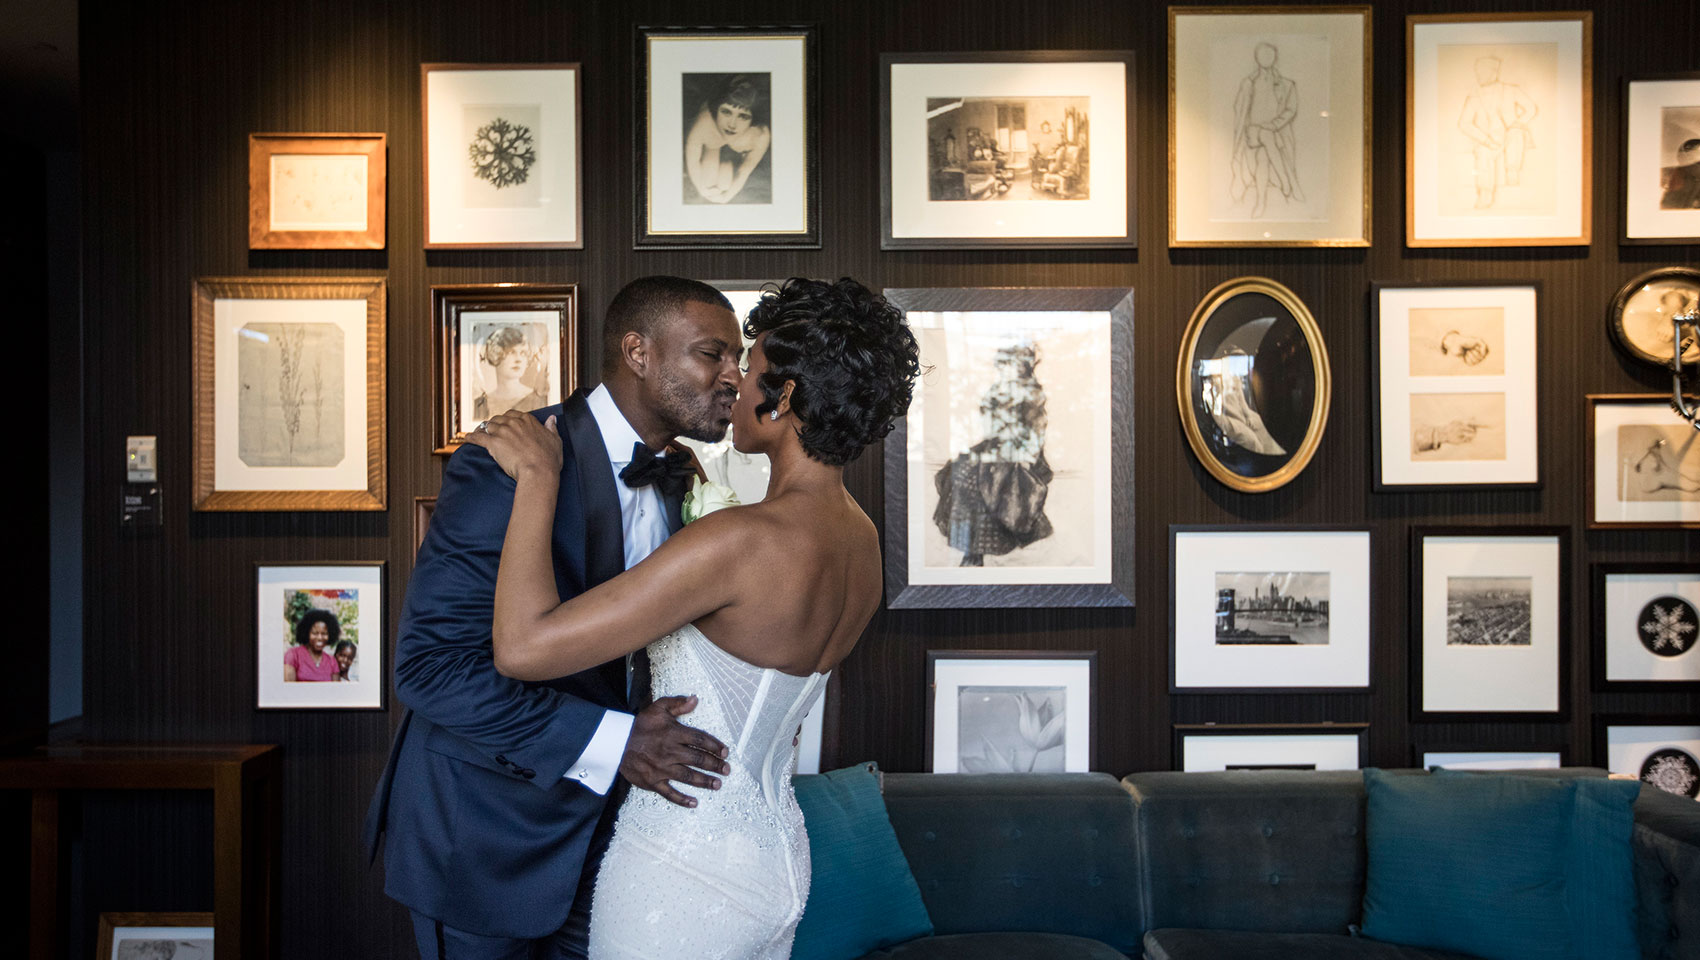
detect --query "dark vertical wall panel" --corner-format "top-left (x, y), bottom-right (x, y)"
top-left (77, 1), bottom-right (1697, 956)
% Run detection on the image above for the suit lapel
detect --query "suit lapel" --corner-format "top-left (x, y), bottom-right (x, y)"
top-left (561, 389), bottom-right (624, 588)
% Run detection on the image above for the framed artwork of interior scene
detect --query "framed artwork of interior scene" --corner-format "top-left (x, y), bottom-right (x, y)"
top-left (256, 562), bottom-right (385, 710)
top-left (247, 132), bottom-right (386, 249)
top-left (881, 51), bottom-right (1134, 249)
top-left (1371, 281), bottom-right (1541, 491)
top-left (1168, 6), bottom-right (1372, 247)
top-left (676, 284), bottom-right (773, 505)
top-left (926, 651), bottom-right (1095, 774)
top-left (1594, 563), bottom-right (1700, 691)
top-left (636, 26), bottom-right (819, 248)
top-left (1410, 527), bottom-right (1568, 721)
top-left (97, 913), bottom-right (215, 960)
top-left (192, 276), bottom-right (386, 512)
top-left (1597, 719), bottom-right (1700, 801)
top-left (1622, 73), bottom-right (1700, 244)
top-left (1173, 723), bottom-right (1368, 772)
top-left (883, 286), bottom-right (1134, 609)
top-left (1406, 12), bottom-right (1592, 247)
top-left (1605, 267), bottom-right (1700, 371)
top-left (432, 284), bottom-right (577, 456)
top-left (1176, 276), bottom-right (1331, 494)
top-left (1169, 525), bottom-right (1372, 693)
top-left (1587, 394), bottom-right (1700, 529)
top-left (422, 63), bottom-right (582, 249)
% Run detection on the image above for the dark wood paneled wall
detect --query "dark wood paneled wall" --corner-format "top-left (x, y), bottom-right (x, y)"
top-left (76, 0), bottom-right (1696, 956)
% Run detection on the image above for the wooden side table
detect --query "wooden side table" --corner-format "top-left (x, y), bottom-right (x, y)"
top-left (0, 743), bottom-right (281, 960)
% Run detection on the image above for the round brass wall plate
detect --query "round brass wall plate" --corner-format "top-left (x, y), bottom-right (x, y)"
top-left (1607, 266), bottom-right (1700, 369)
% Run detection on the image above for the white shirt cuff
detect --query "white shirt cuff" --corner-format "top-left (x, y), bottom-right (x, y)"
top-left (564, 709), bottom-right (634, 795)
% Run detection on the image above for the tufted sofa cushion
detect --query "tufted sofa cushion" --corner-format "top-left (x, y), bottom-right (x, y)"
top-left (856, 931), bottom-right (1126, 959)
top-left (1632, 786), bottom-right (1700, 960)
top-left (1143, 929), bottom-right (1484, 960)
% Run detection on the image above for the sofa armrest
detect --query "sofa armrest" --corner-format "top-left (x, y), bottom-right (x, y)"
top-left (1632, 786), bottom-right (1700, 960)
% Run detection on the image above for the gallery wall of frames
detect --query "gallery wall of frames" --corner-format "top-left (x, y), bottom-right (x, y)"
top-left (71, 0), bottom-right (1697, 956)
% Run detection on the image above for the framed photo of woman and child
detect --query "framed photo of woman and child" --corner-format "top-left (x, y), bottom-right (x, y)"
top-left (635, 25), bottom-right (819, 248)
top-left (255, 562), bottom-right (385, 710)
top-left (431, 284), bottom-right (578, 455)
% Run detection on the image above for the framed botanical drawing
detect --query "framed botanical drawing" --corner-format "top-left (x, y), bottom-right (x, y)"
top-left (192, 277), bottom-right (386, 511)
top-left (97, 913), bottom-right (214, 960)
top-left (1169, 6), bottom-right (1371, 247)
top-left (1622, 74), bottom-right (1700, 244)
top-left (1594, 563), bottom-right (1700, 690)
top-left (1587, 394), bottom-right (1700, 529)
top-left (1176, 277), bottom-right (1330, 493)
top-left (1406, 12), bottom-right (1591, 247)
top-left (1417, 749), bottom-right (1564, 771)
top-left (1410, 527), bottom-right (1568, 721)
top-left (1605, 267), bottom-right (1700, 370)
top-left (1371, 281), bottom-right (1541, 490)
top-left (883, 287), bottom-right (1135, 608)
top-left (635, 26), bottom-right (818, 248)
top-left (881, 51), bottom-right (1135, 249)
top-left (247, 133), bottom-right (385, 249)
top-left (927, 651), bottom-right (1096, 773)
top-left (431, 284), bottom-right (577, 456)
top-left (677, 284), bottom-right (773, 504)
top-left (1597, 718), bottom-right (1700, 801)
top-left (422, 63), bottom-right (582, 249)
top-left (1173, 723), bottom-right (1367, 772)
top-left (1169, 525), bottom-right (1371, 693)
top-left (256, 562), bottom-right (385, 710)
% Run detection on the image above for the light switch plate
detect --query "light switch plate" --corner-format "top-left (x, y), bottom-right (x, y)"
top-left (126, 435), bottom-right (157, 482)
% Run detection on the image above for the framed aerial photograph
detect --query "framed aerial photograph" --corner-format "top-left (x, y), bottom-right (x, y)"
top-left (256, 562), bottom-right (384, 710)
top-left (431, 284), bottom-right (577, 455)
top-left (1406, 12), bottom-right (1591, 247)
top-left (927, 651), bottom-right (1095, 774)
top-left (97, 913), bottom-right (214, 960)
top-left (422, 63), bottom-right (582, 249)
top-left (1418, 749), bottom-right (1564, 771)
top-left (1587, 394), bottom-right (1700, 529)
top-left (881, 51), bottom-right (1134, 249)
top-left (677, 284), bottom-right (773, 504)
top-left (636, 27), bottom-right (818, 248)
top-left (1411, 527), bottom-right (1567, 720)
top-left (1176, 277), bottom-right (1330, 493)
top-left (1173, 723), bottom-right (1368, 772)
top-left (1169, 526), bottom-right (1371, 693)
top-left (1371, 281), bottom-right (1541, 490)
top-left (414, 496), bottom-right (437, 558)
top-left (1605, 267), bottom-right (1700, 370)
top-left (1594, 563), bottom-right (1700, 690)
top-left (248, 133), bottom-right (386, 249)
top-left (1597, 719), bottom-right (1700, 801)
top-left (1169, 6), bottom-right (1371, 247)
top-left (192, 277), bottom-right (386, 512)
top-left (883, 287), bottom-right (1135, 609)
top-left (1623, 74), bottom-right (1700, 244)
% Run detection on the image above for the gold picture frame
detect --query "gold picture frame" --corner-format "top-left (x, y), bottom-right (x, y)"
top-left (247, 132), bottom-right (386, 249)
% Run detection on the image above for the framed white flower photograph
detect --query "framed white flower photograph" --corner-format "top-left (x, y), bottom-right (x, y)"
top-left (1598, 720), bottom-right (1700, 801)
top-left (1594, 563), bottom-right (1700, 689)
top-left (926, 651), bottom-right (1095, 774)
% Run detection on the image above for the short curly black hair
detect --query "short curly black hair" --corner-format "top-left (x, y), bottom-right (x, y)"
top-left (743, 278), bottom-right (921, 466)
top-left (292, 608), bottom-right (341, 648)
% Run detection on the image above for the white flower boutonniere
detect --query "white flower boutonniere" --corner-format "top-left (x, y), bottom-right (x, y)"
top-left (682, 475), bottom-right (741, 524)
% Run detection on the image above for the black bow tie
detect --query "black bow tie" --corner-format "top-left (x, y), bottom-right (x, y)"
top-left (618, 442), bottom-right (695, 495)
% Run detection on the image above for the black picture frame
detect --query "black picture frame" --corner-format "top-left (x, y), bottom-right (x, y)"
top-left (926, 650), bottom-right (1098, 774)
top-left (1592, 561), bottom-right (1700, 692)
top-left (1593, 715), bottom-right (1700, 801)
top-left (1620, 73), bottom-right (1700, 246)
top-left (1171, 722), bottom-right (1369, 772)
top-left (1585, 393), bottom-right (1700, 530)
top-left (1603, 267), bottom-right (1700, 370)
top-left (1408, 740), bottom-right (1571, 770)
top-left (882, 286), bottom-right (1135, 608)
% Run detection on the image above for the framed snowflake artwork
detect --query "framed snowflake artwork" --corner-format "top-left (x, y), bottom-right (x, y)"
top-left (1594, 563), bottom-right (1700, 690)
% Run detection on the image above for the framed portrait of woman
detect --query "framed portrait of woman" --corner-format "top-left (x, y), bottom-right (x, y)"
top-left (431, 284), bottom-right (577, 456)
top-left (635, 25), bottom-right (819, 248)
top-left (255, 561), bottom-right (385, 710)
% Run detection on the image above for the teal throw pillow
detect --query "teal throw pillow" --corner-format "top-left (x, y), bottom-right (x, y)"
top-left (792, 762), bottom-right (934, 960)
top-left (1360, 767), bottom-right (1640, 960)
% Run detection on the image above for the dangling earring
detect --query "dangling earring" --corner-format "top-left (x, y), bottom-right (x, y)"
top-left (769, 410), bottom-right (780, 421)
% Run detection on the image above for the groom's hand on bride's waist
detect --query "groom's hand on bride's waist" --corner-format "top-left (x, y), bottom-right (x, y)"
top-left (620, 695), bottom-right (731, 808)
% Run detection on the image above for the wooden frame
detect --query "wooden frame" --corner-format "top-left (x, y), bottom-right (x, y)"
top-left (926, 650), bottom-right (1097, 773)
top-left (1594, 716), bottom-right (1700, 800)
top-left (883, 286), bottom-right (1135, 608)
top-left (431, 283), bottom-right (578, 456)
top-left (1172, 722), bottom-right (1368, 772)
top-left (1604, 267), bottom-right (1700, 370)
top-left (247, 132), bottom-right (386, 249)
top-left (1168, 5), bottom-right (1372, 248)
top-left (1592, 561), bottom-right (1700, 691)
top-left (1621, 73), bottom-right (1700, 244)
top-left (97, 912), bottom-right (216, 960)
top-left (413, 496), bottom-right (437, 559)
top-left (255, 561), bottom-right (386, 710)
top-left (880, 50), bottom-right (1136, 250)
top-left (635, 25), bottom-right (820, 249)
top-left (1586, 393), bottom-right (1700, 529)
top-left (1405, 11), bottom-right (1592, 247)
top-left (192, 276), bottom-right (386, 512)
top-left (1176, 277), bottom-right (1330, 493)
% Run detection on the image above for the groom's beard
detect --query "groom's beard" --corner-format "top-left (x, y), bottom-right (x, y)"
top-left (655, 372), bottom-right (737, 443)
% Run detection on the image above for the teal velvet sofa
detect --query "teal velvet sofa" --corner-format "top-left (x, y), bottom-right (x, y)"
top-left (835, 769), bottom-right (1699, 960)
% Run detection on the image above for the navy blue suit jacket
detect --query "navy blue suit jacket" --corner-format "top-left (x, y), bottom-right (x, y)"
top-left (364, 391), bottom-right (679, 938)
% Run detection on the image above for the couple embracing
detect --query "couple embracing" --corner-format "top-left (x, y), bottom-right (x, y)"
top-left (364, 277), bottom-right (922, 959)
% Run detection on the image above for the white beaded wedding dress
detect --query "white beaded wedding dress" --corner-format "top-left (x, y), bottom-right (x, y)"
top-left (589, 622), bottom-right (828, 959)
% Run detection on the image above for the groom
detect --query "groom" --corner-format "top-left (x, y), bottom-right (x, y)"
top-left (365, 277), bottom-right (746, 958)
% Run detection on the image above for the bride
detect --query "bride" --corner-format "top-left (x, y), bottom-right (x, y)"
top-left (466, 277), bottom-right (920, 958)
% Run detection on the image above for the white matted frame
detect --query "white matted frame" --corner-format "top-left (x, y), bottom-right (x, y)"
top-left (1419, 750), bottom-right (1563, 771)
top-left (1371, 281), bottom-right (1541, 490)
top-left (1587, 394), bottom-right (1700, 529)
top-left (248, 132), bottom-right (386, 250)
top-left (678, 284), bottom-right (774, 506)
top-left (1597, 719), bottom-right (1700, 801)
top-left (1623, 74), bottom-right (1700, 244)
top-left (1169, 5), bottom-right (1372, 247)
top-left (97, 913), bottom-right (214, 960)
top-left (1406, 12), bottom-right (1591, 247)
top-left (256, 562), bottom-right (385, 710)
top-left (1174, 723), bottom-right (1367, 772)
top-left (422, 63), bottom-right (582, 249)
top-left (1410, 527), bottom-right (1567, 720)
top-left (927, 651), bottom-right (1095, 773)
top-left (1594, 563), bottom-right (1700, 690)
top-left (1169, 525), bottom-right (1371, 693)
top-left (430, 284), bottom-right (577, 456)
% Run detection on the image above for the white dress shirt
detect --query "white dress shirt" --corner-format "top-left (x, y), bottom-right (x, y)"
top-left (564, 384), bottom-right (673, 794)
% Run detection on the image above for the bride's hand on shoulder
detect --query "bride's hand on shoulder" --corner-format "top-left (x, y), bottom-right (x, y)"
top-left (464, 411), bottom-right (562, 481)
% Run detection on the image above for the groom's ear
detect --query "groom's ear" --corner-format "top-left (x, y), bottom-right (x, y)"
top-left (619, 331), bottom-right (650, 378)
